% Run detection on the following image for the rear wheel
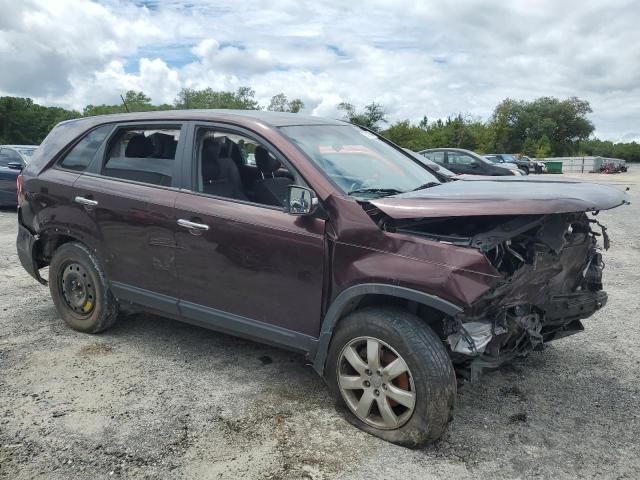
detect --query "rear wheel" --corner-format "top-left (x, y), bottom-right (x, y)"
top-left (49, 242), bottom-right (119, 333)
top-left (326, 307), bottom-right (456, 447)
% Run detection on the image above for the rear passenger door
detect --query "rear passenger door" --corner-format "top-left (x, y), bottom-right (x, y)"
top-left (72, 122), bottom-right (186, 302)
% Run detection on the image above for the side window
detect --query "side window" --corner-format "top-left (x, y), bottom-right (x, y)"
top-left (60, 125), bottom-right (112, 172)
top-left (422, 151), bottom-right (444, 164)
top-left (194, 128), bottom-right (294, 207)
top-left (0, 148), bottom-right (11, 167)
top-left (0, 148), bottom-right (22, 166)
top-left (102, 127), bottom-right (181, 186)
top-left (448, 153), bottom-right (475, 165)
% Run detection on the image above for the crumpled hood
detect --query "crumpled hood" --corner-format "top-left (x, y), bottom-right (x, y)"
top-left (369, 177), bottom-right (629, 219)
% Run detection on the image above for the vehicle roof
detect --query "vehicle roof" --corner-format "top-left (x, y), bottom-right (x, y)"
top-left (1, 145), bottom-right (38, 149)
top-left (65, 110), bottom-right (347, 128)
top-left (420, 147), bottom-right (492, 162)
top-left (419, 148), bottom-right (478, 154)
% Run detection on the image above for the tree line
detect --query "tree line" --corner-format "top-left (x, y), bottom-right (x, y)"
top-left (1, 89), bottom-right (638, 161)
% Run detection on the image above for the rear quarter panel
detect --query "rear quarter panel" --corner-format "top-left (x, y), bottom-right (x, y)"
top-left (20, 168), bottom-right (85, 240)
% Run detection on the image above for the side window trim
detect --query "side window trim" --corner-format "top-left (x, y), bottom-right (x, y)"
top-left (89, 121), bottom-right (186, 189)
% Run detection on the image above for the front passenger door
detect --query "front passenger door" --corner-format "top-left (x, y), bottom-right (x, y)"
top-left (173, 124), bottom-right (326, 345)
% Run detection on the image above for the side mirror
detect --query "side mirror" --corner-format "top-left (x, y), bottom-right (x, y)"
top-left (7, 161), bottom-right (23, 170)
top-left (287, 185), bottom-right (318, 216)
top-left (470, 161), bottom-right (479, 168)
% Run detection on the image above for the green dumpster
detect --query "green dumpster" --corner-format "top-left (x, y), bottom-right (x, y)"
top-left (543, 161), bottom-right (563, 174)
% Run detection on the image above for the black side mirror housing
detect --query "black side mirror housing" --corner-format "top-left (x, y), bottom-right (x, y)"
top-left (470, 161), bottom-right (479, 168)
top-left (286, 185), bottom-right (319, 216)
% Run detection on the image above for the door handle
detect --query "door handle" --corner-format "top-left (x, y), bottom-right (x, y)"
top-left (74, 196), bottom-right (98, 207)
top-left (177, 219), bottom-right (210, 231)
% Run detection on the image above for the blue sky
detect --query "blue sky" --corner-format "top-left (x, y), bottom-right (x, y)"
top-left (1, 0), bottom-right (639, 141)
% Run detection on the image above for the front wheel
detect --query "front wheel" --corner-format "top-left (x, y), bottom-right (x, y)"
top-left (326, 307), bottom-right (456, 447)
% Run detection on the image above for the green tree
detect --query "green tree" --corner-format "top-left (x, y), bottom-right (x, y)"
top-left (338, 101), bottom-right (387, 132)
top-left (522, 136), bottom-right (537, 156)
top-left (383, 120), bottom-right (429, 150)
top-left (267, 93), bottom-right (305, 113)
top-left (580, 138), bottom-right (640, 162)
top-left (3, 92), bottom-right (638, 162)
top-left (174, 86), bottom-right (261, 110)
top-left (535, 134), bottom-right (552, 158)
top-left (0, 96), bottom-right (80, 144)
top-left (288, 98), bottom-right (304, 113)
top-left (268, 93), bottom-right (288, 112)
top-left (83, 90), bottom-right (166, 116)
top-left (485, 96), bottom-right (594, 156)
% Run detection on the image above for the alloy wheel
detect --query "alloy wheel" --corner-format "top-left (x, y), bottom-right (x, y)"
top-left (337, 336), bottom-right (416, 430)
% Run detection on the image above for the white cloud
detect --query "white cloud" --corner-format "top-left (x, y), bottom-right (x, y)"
top-left (0, 0), bottom-right (639, 139)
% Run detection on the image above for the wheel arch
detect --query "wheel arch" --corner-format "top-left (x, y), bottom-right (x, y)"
top-left (31, 229), bottom-right (99, 280)
top-left (310, 283), bottom-right (462, 375)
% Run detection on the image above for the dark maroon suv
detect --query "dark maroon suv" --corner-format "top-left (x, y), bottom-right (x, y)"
top-left (16, 110), bottom-right (627, 446)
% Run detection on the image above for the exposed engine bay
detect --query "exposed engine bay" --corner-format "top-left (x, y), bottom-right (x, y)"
top-left (371, 209), bottom-right (611, 381)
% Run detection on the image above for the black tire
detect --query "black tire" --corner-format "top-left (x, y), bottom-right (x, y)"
top-left (49, 242), bottom-right (119, 333)
top-left (326, 307), bottom-right (456, 447)
top-left (521, 166), bottom-right (529, 175)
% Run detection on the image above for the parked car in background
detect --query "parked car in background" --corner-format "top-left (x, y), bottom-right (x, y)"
top-left (486, 153), bottom-right (536, 175)
top-left (419, 148), bottom-right (523, 176)
top-left (403, 148), bottom-right (457, 178)
top-left (600, 162), bottom-right (627, 174)
top-left (483, 154), bottom-right (526, 174)
top-left (520, 155), bottom-right (547, 174)
top-left (0, 145), bottom-right (37, 206)
top-left (17, 111), bottom-right (627, 447)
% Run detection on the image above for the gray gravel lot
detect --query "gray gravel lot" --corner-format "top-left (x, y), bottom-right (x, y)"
top-left (1, 172), bottom-right (639, 479)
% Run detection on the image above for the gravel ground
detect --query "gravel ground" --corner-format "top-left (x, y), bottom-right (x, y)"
top-left (1, 171), bottom-right (639, 479)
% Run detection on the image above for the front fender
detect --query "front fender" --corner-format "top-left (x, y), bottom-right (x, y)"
top-left (309, 283), bottom-right (463, 375)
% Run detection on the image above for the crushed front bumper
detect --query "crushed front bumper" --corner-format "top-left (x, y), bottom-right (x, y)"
top-left (456, 290), bottom-right (608, 381)
top-left (546, 290), bottom-right (607, 324)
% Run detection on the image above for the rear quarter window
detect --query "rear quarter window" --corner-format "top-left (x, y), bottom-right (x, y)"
top-left (59, 125), bottom-right (113, 171)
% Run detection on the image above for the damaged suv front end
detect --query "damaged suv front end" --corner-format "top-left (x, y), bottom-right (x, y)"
top-left (445, 212), bottom-right (609, 380)
top-left (368, 177), bottom-right (628, 380)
